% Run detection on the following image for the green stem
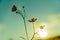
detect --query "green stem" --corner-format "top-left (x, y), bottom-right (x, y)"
top-left (30, 22), bottom-right (35, 40)
top-left (32, 22), bottom-right (35, 34)
top-left (23, 17), bottom-right (29, 40)
top-left (23, 8), bottom-right (29, 40)
top-left (20, 36), bottom-right (26, 40)
top-left (18, 8), bottom-right (29, 40)
top-left (31, 33), bottom-right (37, 40)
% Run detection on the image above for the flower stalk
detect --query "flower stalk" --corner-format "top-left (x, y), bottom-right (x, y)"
top-left (28, 18), bottom-right (37, 40)
top-left (12, 5), bottom-right (29, 40)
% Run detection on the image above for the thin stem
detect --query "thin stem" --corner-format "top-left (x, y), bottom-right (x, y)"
top-left (19, 14), bottom-right (29, 40)
top-left (31, 33), bottom-right (37, 40)
top-left (19, 13), bottom-right (29, 40)
top-left (30, 22), bottom-right (35, 40)
top-left (23, 8), bottom-right (29, 40)
top-left (20, 36), bottom-right (26, 40)
top-left (32, 22), bottom-right (35, 34)
top-left (18, 8), bottom-right (29, 40)
top-left (23, 17), bottom-right (29, 40)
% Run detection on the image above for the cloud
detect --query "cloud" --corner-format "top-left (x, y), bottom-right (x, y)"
top-left (45, 14), bottom-right (60, 35)
top-left (36, 14), bottom-right (60, 30)
top-left (47, 14), bottom-right (60, 27)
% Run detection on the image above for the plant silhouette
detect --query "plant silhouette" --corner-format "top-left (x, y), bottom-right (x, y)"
top-left (12, 5), bottom-right (29, 40)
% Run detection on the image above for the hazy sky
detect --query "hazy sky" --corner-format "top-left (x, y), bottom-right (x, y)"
top-left (0, 0), bottom-right (60, 40)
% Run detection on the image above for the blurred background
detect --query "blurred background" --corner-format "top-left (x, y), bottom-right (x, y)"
top-left (0, 0), bottom-right (60, 40)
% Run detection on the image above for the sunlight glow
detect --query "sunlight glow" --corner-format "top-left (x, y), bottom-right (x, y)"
top-left (37, 29), bottom-right (48, 38)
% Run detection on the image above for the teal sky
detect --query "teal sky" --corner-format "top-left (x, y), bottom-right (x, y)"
top-left (0, 0), bottom-right (60, 40)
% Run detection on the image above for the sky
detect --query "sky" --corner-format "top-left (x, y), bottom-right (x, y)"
top-left (0, 0), bottom-right (60, 40)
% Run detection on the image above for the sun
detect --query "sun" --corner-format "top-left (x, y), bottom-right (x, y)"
top-left (35, 23), bottom-right (48, 38)
top-left (37, 29), bottom-right (48, 38)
